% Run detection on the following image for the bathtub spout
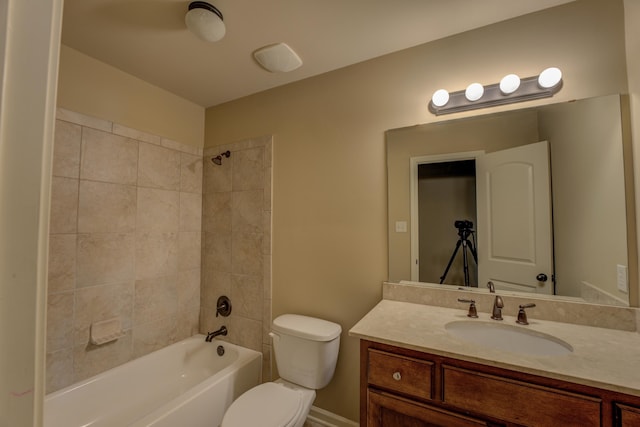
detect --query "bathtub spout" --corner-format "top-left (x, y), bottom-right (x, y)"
top-left (205, 326), bottom-right (228, 342)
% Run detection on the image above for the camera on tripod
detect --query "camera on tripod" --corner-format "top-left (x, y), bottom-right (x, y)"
top-left (454, 220), bottom-right (473, 230)
top-left (440, 219), bottom-right (478, 287)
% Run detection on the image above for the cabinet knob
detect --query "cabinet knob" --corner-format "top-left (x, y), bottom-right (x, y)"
top-left (392, 372), bottom-right (402, 381)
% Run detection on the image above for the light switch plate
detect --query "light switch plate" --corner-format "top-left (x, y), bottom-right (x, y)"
top-left (395, 221), bottom-right (407, 233)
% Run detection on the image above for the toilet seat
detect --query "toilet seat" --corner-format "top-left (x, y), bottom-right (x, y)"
top-left (221, 382), bottom-right (304, 427)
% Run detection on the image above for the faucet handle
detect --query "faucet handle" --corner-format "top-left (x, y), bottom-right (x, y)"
top-left (457, 298), bottom-right (478, 318)
top-left (516, 303), bottom-right (536, 325)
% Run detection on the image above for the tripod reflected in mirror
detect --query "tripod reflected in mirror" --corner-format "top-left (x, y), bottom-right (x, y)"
top-left (439, 219), bottom-right (478, 287)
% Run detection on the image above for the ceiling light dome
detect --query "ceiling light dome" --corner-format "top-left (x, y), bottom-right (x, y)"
top-left (185, 1), bottom-right (226, 43)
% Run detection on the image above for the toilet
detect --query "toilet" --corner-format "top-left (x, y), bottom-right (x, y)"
top-left (221, 314), bottom-right (341, 427)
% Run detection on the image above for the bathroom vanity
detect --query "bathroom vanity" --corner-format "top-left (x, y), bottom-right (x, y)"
top-left (350, 287), bottom-right (640, 427)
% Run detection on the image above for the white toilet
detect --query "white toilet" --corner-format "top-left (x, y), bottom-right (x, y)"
top-left (221, 314), bottom-right (341, 427)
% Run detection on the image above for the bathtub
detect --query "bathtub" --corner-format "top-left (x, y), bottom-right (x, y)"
top-left (44, 335), bottom-right (262, 427)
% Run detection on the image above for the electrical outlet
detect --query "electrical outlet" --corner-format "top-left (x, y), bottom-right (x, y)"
top-left (617, 264), bottom-right (628, 293)
top-left (395, 221), bottom-right (407, 233)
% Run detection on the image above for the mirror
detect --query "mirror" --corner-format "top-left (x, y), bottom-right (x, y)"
top-left (387, 94), bottom-right (636, 307)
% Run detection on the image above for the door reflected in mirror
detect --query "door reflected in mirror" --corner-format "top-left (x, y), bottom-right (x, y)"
top-left (387, 94), bottom-right (635, 307)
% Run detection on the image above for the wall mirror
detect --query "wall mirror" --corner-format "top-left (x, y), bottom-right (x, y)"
top-left (387, 94), bottom-right (637, 307)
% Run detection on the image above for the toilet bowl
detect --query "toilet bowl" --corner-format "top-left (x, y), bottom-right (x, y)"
top-left (221, 379), bottom-right (315, 427)
top-left (220, 314), bottom-right (341, 427)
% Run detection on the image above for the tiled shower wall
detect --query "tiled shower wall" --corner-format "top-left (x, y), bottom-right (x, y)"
top-left (46, 109), bottom-right (203, 393)
top-left (200, 136), bottom-right (273, 381)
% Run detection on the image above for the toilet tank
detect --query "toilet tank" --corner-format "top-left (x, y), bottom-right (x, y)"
top-left (270, 314), bottom-right (341, 390)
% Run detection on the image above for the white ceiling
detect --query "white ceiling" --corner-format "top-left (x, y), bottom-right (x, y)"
top-left (61, 0), bottom-right (574, 108)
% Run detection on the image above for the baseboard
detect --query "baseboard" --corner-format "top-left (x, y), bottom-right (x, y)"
top-left (306, 405), bottom-right (359, 427)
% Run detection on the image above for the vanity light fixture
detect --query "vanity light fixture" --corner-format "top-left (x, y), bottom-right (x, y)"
top-left (429, 67), bottom-right (563, 116)
top-left (185, 1), bottom-right (226, 43)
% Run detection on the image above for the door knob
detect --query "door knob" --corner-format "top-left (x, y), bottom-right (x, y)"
top-left (536, 273), bottom-right (548, 282)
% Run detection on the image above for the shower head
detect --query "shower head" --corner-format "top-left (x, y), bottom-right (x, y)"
top-left (211, 150), bottom-right (231, 165)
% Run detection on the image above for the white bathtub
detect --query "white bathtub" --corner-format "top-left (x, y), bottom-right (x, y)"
top-left (44, 335), bottom-right (262, 427)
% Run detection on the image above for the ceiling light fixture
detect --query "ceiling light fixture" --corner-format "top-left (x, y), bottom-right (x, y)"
top-left (253, 43), bottom-right (303, 73)
top-left (428, 67), bottom-right (563, 116)
top-left (185, 1), bottom-right (226, 43)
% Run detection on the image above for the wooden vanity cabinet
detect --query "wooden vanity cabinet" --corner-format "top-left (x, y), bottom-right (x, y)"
top-left (360, 340), bottom-right (640, 427)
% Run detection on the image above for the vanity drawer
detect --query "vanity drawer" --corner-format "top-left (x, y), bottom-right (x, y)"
top-left (442, 365), bottom-right (601, 427)
top-left (367, 349), bottom-right (434, 400)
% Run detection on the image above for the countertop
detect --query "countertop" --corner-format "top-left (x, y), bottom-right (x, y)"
top-left (349, 299), bottom-right (640, 397)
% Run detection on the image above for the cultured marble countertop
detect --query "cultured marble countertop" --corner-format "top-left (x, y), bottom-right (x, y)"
top-left (349, 299), bottom-right (640, 397)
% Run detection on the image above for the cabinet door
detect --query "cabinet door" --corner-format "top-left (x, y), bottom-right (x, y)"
top-left (616, 403), bottom-right (640, 426)
top-left (367, 388), bottom-right (490, 427)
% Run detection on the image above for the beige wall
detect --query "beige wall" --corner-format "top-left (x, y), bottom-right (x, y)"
top-left (57, 45), bottom-right (205, 150)
top-left (204, 0), bottom-right (628, 421)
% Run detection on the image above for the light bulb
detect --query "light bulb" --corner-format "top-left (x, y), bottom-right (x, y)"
top-left (538, 67), bottom-right (562, 89)
top-left (500, 74), bottom-right (521, 94)
top-left (465, 83), bottom-right (484, 101)
top-left (431, 89), bottom-right (450, 107)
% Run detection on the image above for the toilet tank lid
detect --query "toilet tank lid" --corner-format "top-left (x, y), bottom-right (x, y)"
top-left (272, 314), bottom-right (341, 341)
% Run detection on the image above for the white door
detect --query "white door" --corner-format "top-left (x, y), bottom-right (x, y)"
top-left (476, 141), bottom-right (554, 294)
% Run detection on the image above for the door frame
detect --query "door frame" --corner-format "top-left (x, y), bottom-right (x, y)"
top-left (409, 151), bottom-right (485, 281)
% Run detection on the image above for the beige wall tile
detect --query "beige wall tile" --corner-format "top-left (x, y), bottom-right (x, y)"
top-left (73, 332), bottom-right (133, 382)
top-left (46, 348), bottom-right (74, 394)
top-left (230, 316), bottom-right (262, 352)
top-left (263, 210), bottom-right (272, 255)
top-left (47, 291), bottom-right (74, 351)
top-left (74, 282), bottom-right (134, 346)
top-left (233, 147), bottom-right (264, 191)
top-left (48, 234), bottom-right (76, 294)
top-left (232, 190), bottom-right (263, 234)
top-left (203, 192), bottom-right (231, 233)
top-left (113, 123), bottom-right (161, 145)
top-left (138, 142), bottom-right (181, 190)
top-left (179, 231), bottom-right (202, 272)
top-left (53, 119), bottom-right (81, 178)
top-left (135, 232), bottom-right (179, 279)
top-left (231, 274), bottom-right (263, 321)
top-left (76, 233), bottom-right (135, 287)
top-left (78, 180), bottom-right (136, 233)
top-left (56, 108), bottom-right (112, 132)
top-left (81, 128), bottom-right (138, 185)
top-left (178, 268), bottom-right (201, 311)
top-left (134, 275), bottom-right (178, 325)
top-left (232, 232), bottom-right (264, 276)
top-left (176, 308), bottom-right (200, 340)
top-left (180, 192), bottom-right (202, 232)
top-left (133, 316), bottom-right (178, 358)
top-left (201, 270), bottom-right (232, 309)
top-left (50, 177), bottom-right (78, 234)
top-left (204, 231), bottom-right (232, 273)
top-left (204, 155), bottom-right (232, 192)
top-left (180, 153), bottom-right (203, 193)
top-left (137, 187), bottom-right (179, 233)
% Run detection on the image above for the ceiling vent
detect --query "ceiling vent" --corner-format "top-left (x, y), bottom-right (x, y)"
top-left (253, 43), bottom-right (302, 73)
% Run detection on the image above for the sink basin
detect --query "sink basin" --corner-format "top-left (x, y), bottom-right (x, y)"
top-left (445, 321), bottom-right (573, 356)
